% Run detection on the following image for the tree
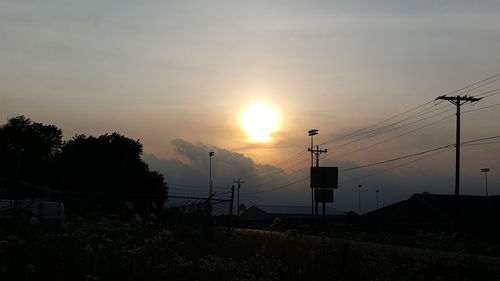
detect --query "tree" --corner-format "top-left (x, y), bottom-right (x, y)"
top-left (58, 133), bottom-right (167, 214)
top-left (0, 116), bottom-right (62, 188)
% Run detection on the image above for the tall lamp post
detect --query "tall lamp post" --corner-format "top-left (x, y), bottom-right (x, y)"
top-left (208, 151), bottom-right (215, 215)
top-left (480, 168), bottom-right (490, 196)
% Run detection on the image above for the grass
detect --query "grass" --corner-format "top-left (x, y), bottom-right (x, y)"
top-left (0, 212), bottom-right (499, 281)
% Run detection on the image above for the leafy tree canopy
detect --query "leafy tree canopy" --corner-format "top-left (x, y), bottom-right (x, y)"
top-left (59, 133), bottom-right (167, 213)
top-left (0, 115), bottom-right (62, 184)
top-left (0, 116), bottom-right (167, 214)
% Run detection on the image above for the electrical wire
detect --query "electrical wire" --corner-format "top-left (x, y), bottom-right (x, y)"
top-left (319, 100), bottom-right (435, 146)
top-left (242, 176), bottom-right (310, 195)
top-left (241, 135), bottom-right (500, 195)
top-left (339, 147), bottom-right (453, 185)
top-left (168, 183), bottom-right (229, 190)
top-left (329, 114), bottom-right (455, 160)
top-left (326, 106), bottom-right (454, 152)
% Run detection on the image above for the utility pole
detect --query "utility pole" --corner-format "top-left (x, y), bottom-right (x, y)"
top-left (481, 168), bottom-right (490, 196)
top-left (309, 144), bottom-right (328, 215)
top-left (234, 179), bottom-right (245, 216)
top-left (308, 129), bottom-right (318, 216)
top-left (358, 184), bottom-right (362, 214)
top-left (435, 95), bottom-right (481, 196)
top-left (208, 151), bottom-right (215, 216)
top-left (229, 185), bottom-right (235, 216)
top-left (376, 189), bottom-right (380, 209)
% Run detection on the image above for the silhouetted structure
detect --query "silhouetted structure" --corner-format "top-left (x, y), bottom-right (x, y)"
top-left (0, 199), bottom-right (64, 230)
top-left (361, 193), bottom-right (500, 238)
top-left (241, 205), bottom-right (348, 228)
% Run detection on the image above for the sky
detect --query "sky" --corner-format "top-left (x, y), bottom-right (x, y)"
top-left (1, 0), bottom-right (500, 213)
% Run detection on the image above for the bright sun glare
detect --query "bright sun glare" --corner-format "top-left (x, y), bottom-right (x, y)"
top-left (240, 102), bottom-right (280, 143)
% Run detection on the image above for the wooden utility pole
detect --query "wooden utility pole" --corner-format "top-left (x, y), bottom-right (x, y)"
top-left (233, 179), bottom-right (245, 216)
top-left (309, 145), bottom-right (327, 215)
top-left (229, 185), bottom-right (235, 216)
top-left (435, 95), bottom-right (481, 195)
top-left (308, 129), bottom-right (318, 216)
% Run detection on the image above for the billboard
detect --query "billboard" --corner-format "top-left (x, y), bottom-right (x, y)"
top-left (315, 189), bottom-right (334, 203)
top-left (310, 167), bottom-right (338, 189)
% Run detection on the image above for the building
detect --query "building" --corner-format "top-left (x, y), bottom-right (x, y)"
top-left (240, 205), bottom-right (348, 228)
top-left (360, 193), bottom-right (500, 237)
top-left (0, 199), bottom-right (65, 230)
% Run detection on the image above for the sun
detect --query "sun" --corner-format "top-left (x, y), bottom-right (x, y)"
top-left (239, 102), bottom-right (280, 142)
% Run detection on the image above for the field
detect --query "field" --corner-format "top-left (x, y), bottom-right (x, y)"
top-left (0, 213), bottom-right (498, 281)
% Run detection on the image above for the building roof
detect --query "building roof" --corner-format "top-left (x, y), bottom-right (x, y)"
top-left (253, 205), bottom-right (347, 216)
top-left (360, 193), bottom-right (500, 236)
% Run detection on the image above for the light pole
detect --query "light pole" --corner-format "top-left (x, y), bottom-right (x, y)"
top-left (376, 189), bottom-right (380, 209)
top-left (308, 129), bottom-right (318, 216)
top-left (358, 184), bottom-right (362, 214)
top-left (208, 151), bottom-right (215, 215)
top-left (481, 168), bottom-right (490, 196)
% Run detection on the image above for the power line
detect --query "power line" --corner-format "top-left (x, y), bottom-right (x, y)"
top-left (168, 183), bottom-right (229, 190)
top-left (463, 141), bottom-right (500, 146)
top-left (341, 138), bottom-right (500, 185)
top-left (339, 145), bottom-right (453, 172)
top-left (319, 100), bottom-right (435, 146)
top-left (461, 135), bottom-right (500, 145)
top-left (329, 114), bottom-right (455, 160)
top-left (474, 88), bottom-right (500, 98)
top-left (326, 106), bottom-right (455, 152)
top-left (339, 135), bottom-right (500, 173)
top-left (319, 74), bottom-right (500, 147)
top-left (340, 148), bottom-right (453, 185)
top-left (447, 74), bottom-right (500, 96)
top-left (232, 77), bottom-right (500, 186)
top-left (463, 103), bottom-right (500, 114)
top-left (242, 104), bottom-right (456, 181)
top-left (241, 136), bottom-right (500, 195)
top-left (327, 102), bottom-right (500, 160)
top-left (243, 176), bottom-right (310, 195)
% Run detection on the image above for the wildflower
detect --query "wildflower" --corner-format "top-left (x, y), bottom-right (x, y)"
top-left (124, 201), bottom-right (134, 210)
top-left (27, 264), bottom-right (36, 273)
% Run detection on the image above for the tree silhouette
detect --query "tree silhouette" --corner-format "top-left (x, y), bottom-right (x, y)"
top-left (58, 133), bottom-right (167, 214)
top-left (0, 116), bottom-right (62, 189)
top-left (0, 116), bottom-right (167, 215)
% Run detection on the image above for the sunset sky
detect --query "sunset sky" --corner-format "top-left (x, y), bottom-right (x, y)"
top-left (1, 1), bottom-right (500, 212)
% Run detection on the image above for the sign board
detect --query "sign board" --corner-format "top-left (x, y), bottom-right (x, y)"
top-left (315, 189), bottom-right (334, 203)
top-left (310, 167), bottom-right (338, 189)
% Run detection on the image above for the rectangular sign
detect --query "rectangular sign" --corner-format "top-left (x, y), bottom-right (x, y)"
top-left (310, 167), bottom-right (338, 189)
top-left (315, 189), bottom-right (334, 203)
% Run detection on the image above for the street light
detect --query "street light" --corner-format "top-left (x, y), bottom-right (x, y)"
top-left (208, 151), bottom-right (215, 215)
top-left (480, 168), bottom-right (490, 196)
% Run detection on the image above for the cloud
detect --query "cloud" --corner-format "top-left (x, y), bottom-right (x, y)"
top-left (143, 139), bottom-right (494, 214)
